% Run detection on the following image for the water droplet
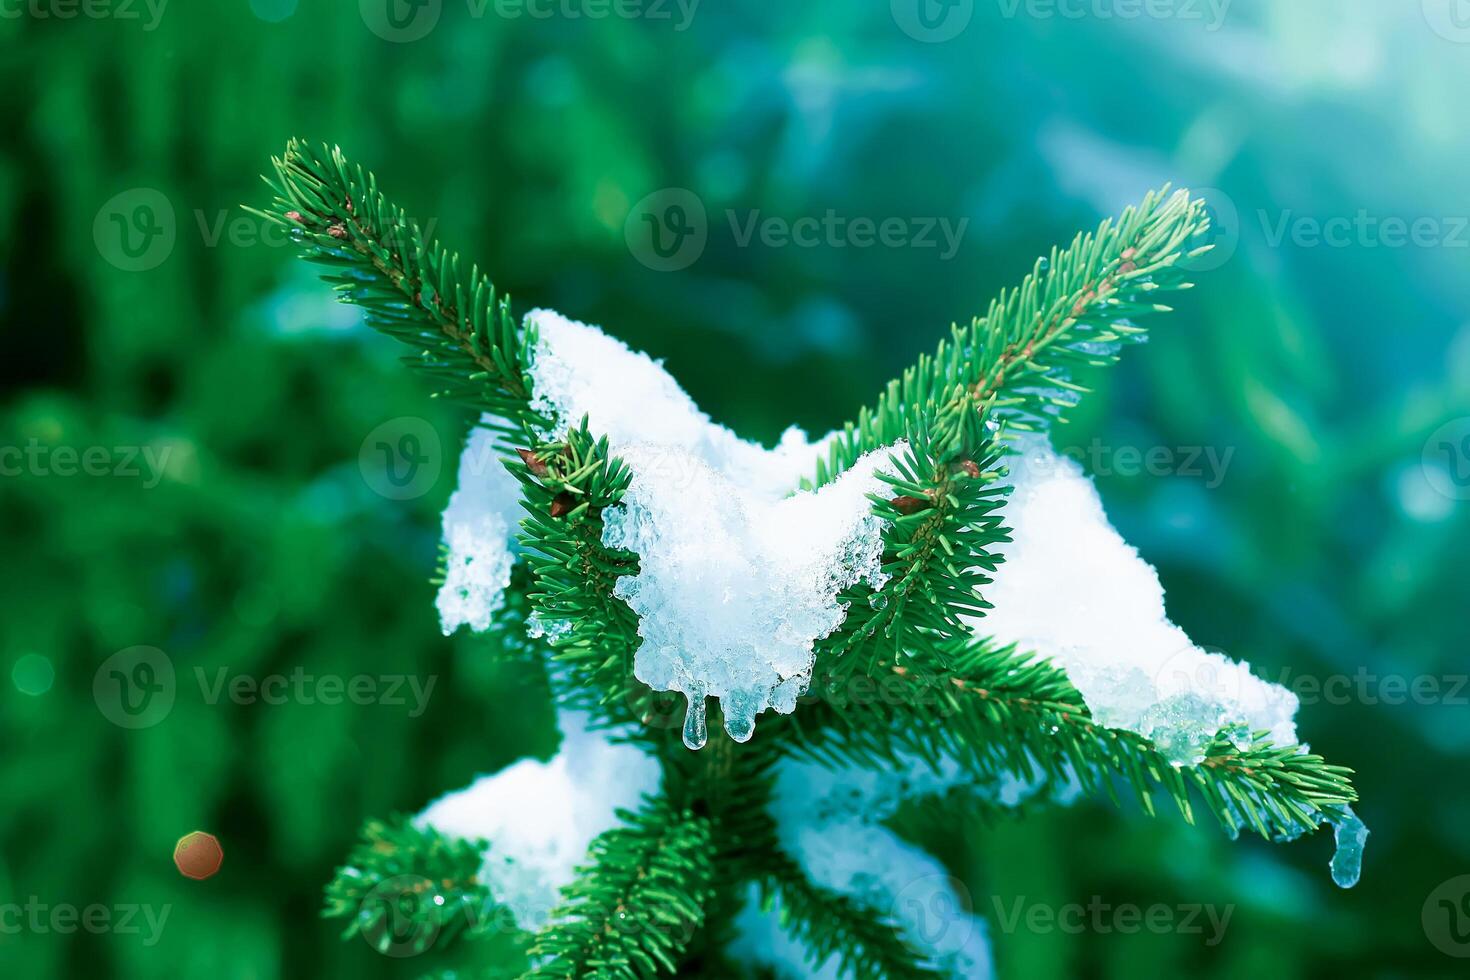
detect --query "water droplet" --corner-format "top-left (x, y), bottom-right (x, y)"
top-left (682, 695), bottom-right (707, 751)
top-left (1329, 806), bottom-right (1368, 889)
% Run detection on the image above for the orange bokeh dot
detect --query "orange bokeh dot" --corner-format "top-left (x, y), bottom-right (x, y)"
top-left (174, 831), bottom-right (224, 880)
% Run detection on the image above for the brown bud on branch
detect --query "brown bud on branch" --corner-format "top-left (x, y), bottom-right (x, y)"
top-left (517, 448), bottom-right (550, 478)
top-left (549, 492), bottom-right (576, 518)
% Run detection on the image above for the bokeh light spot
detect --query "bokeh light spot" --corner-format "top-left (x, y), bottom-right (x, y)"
top-left (12, 653), bottom-right (55, 697)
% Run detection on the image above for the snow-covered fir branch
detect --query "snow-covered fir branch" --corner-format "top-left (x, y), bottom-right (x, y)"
top-left (255, 141), bottom-right (1362, 980)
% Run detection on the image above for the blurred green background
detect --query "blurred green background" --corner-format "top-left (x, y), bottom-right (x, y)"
top-left (2, 0), bottom-right (1468, 977)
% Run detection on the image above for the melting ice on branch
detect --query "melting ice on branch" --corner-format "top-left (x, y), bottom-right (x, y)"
top-left (527, 309), bottom-right (901, 747)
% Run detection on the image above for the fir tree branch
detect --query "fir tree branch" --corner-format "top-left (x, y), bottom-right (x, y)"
top-left (259, 148), bottom-right (1361, 975)
top-left (526, 796), bottom-right (714, 979)
top-left (249, 140), bottom-right (535, 423)
top-left (809, 186), bottom-right (1212, 489)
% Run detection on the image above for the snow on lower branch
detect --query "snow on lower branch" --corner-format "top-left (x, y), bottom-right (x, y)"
top-left (738, 753), bottom-right (995, 979)
top-left (416, 710), bottom-right (660, 930)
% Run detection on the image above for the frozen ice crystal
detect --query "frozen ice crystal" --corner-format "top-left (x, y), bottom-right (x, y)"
top-left (1329, 806), bottom-right (1368, 889)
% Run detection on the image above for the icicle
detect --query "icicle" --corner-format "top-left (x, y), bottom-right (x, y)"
top-left (1329, 806), bottom-right (1368, 889)
top-left (723, 691), bottom-right (758, 744)
top-left (682, 694), bottom-right (708, 751)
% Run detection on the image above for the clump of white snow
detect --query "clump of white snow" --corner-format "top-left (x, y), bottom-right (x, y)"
top-left (978, 437), bottom-right (1299, 765)
top-left (435, 420), bottom-right (525, 635)
top-left (417, 709), bottom-right (661, 930)
top-left (604, 443), bottom-right (899, 748)
top-left (527, 309), bottom-right (830, 500)
top-left (525, 309), bottom-right (900, 747)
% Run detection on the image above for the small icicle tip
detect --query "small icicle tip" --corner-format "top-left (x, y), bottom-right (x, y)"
top-left (1329, 806), bottom-right (1368, 889)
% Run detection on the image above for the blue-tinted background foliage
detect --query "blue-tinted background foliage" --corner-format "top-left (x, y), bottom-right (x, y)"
top-left (2, 1), bottom-right (1467, 977)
